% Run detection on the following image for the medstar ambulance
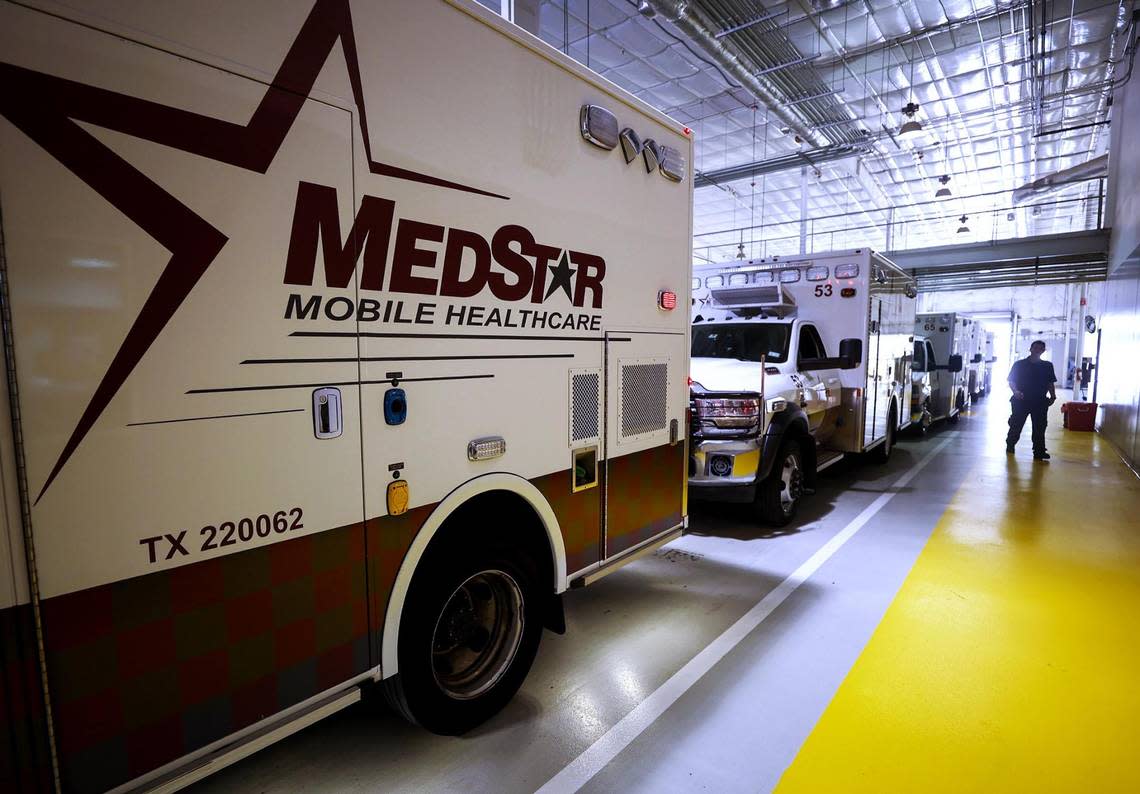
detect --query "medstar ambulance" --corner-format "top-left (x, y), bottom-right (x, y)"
top-left (0, 1), bottom-right (692, 790)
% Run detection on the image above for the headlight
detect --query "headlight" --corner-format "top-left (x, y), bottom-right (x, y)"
top-left (694, 396), bottom-right (760, 429)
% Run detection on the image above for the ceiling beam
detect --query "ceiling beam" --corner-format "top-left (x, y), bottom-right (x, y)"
top-left (885, 229), bottom-right (1109, 270)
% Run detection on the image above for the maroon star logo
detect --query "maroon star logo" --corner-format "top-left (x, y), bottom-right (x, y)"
top-left (0, 0), bottom-right (508, 503)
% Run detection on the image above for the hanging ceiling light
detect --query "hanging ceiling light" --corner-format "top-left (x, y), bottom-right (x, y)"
top-left (957, 215), bottom-right (970, 234)
top-left (899, 101), bottom-right (922, 136)
top-left (935, 175), bottom-right (952, 198)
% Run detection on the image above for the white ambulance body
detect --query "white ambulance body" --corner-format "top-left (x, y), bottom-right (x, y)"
top-left (0, 2), bottom-right (692, 790)
top-left (983, 330), bottom-right (997, 394)
top-left (964, 319), bottom-right (986, 400)
top-left (910, 334), bottom-right (934, 432)
top-left (688, 249), bottom-right (916, 525)
top-left (915, 312), bottom-right (971, 423)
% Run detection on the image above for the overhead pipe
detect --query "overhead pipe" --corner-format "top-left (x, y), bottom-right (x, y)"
top-left (713, 9), bottom-right (780, 38)
top-left (642, 0), bottom-right (828, 147)
top-left (1012, 154), bottom-right (1108, 204)
top-left (694, 141), bottom-right (870, 187)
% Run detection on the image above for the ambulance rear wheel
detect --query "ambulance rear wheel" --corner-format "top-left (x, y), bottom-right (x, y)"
top-left (754, 439), bottom-right (803, 527)
top-left (383, 544), bottom-right (542, 735)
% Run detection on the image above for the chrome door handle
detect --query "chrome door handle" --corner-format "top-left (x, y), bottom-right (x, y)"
top-left (313, 387), bottom-right (343, 439)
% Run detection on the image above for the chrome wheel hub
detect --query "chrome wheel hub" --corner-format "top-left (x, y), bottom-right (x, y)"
top-left (431, 569), bottom-right (524, 700)
top-left (779, 454), bottom-right (803, 515)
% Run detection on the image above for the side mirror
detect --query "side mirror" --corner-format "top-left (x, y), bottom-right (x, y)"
top-left (839, 337), bottom-right (862, 369)
top-left (972, 353), bottom-right (983, 363)
top-left (949, 354), bottom-right (964, 373)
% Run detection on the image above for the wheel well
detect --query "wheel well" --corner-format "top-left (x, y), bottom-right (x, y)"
top-left (381, 474), bottom-right (568, 677)
top-left (423, 490), bottom-right (555, 595)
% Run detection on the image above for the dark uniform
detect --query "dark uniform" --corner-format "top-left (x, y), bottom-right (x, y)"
top-left (1006, 358), bottom-right (1057, 456)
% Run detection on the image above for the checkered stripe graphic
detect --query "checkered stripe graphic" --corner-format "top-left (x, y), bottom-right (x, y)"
top-left (365, 504), bottom-right (438, 661)
top-left (534, 468), bottom-right (603, 576)
top-left (606, 443), bottom-right (686, 557)
top-left (1, 603), bottom-right (53, 793)
top-left (39, 523), bottom-right (370, 794)
top-left (27, 458), bottom-right (661, 793)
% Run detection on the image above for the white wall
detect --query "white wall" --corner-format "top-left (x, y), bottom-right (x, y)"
top-left (1107, 39), bottom-right (1140, 273)
top-left (1098, 55), bottom-right (1140, 466)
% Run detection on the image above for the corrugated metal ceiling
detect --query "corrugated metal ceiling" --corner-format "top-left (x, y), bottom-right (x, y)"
top-left (532, 0), bottom-right (1135, 263)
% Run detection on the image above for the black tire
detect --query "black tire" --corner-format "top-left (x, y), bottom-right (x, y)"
top-left (754, 439), bottom-right (804, 527)
top-left (872, 406), bottom-right (896, 463)
top-left (382, 542), bottom-right (543, 735)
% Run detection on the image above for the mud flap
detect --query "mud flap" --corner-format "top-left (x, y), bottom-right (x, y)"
top-left (544, 592), bottom-right (566, 634)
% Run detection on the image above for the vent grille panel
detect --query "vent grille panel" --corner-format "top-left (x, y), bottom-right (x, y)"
top-left (570, 371), bottom-right (600, 443)
top-left (620, 362), bottom-right (668, 439)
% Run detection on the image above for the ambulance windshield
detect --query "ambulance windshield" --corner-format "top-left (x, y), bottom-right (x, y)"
top-left (691, 323), bottom-right (791, 363)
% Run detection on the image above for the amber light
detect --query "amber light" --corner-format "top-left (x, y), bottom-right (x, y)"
top-left (841, 287), bottom-right (857, 298)
top-left (658, 290), bottom-right (677, 310)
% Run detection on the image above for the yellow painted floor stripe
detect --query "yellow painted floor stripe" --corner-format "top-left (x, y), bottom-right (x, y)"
top-left (776, 396), bottom-right (1140, 794)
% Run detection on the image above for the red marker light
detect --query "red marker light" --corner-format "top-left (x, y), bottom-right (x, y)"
top-left (683, 127), bottom-right (693, 136)
top-left (687, 375), bottom-right (694, 387)
top-left (658, 290), bottom-right (677, 310)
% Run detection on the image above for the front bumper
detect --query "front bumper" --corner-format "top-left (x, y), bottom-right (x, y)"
top-left (688, 437), bottom-right (761, 502)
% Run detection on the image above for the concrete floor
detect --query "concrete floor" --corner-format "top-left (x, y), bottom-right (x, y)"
top-left (191, 392), bottom-right (1138, 793)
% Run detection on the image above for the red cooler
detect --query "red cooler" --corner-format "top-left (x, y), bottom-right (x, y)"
top-left (1061, 401), bottom-right (1097, 431)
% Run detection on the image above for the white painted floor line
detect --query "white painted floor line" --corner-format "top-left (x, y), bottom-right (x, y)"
top-left (535, 435), bottom-right (957, 794)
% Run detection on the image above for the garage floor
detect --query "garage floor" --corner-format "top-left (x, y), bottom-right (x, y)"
top-left (191, 393), bottom-right (1140, 793)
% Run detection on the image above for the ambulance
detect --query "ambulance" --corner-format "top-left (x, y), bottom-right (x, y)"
top-left (0, 1), bottom-right (693, 790)
top-left (688, 249), bottom-right (916, 525)
top-left (965, 319), bottom-right (986, 401)
top-left (982, 330), bottom-right (997, 395)
top-left (914, 313), bottom-right (970, 423)
top-left (910, 334), bottom-right (934, 432)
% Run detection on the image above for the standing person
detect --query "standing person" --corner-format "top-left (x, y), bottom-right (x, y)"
top-left (1006, 340), bottom-right (1057, 460)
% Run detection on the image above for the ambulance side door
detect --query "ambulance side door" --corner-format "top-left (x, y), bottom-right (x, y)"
top-left (795, 323), bottom-right (838, 438)
top-left (603, 330), bottom-right (686, 560)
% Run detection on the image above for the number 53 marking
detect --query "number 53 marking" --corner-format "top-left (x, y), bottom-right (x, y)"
top-left (814, 284), bottom-right (833, 297)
